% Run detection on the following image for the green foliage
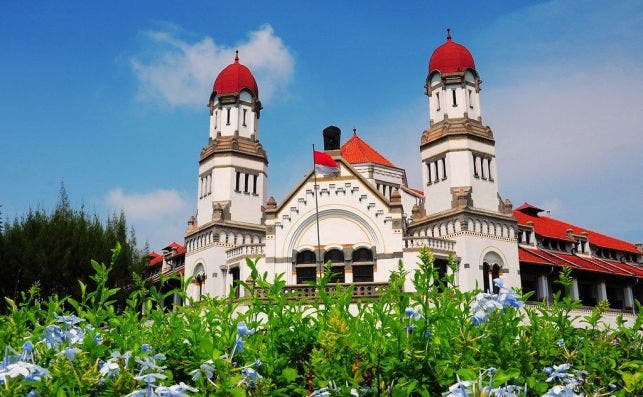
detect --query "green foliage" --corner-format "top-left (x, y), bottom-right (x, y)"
top-left (0, 246), bottom-right (640, 396)
top-left (0, 184), bottom-right (147, 310)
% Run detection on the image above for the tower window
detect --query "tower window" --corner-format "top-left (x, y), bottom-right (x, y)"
top-left (226, 108), bottom-right (231, 125)
top-left (473, 154), bottom-right (479, 178)
top-left (452, 89), bottom-right (457, 107)
top-left (235, 171), bottom-right (240, 192)
top-left (252, 174), bottom-right (257, 194)
top-left (244, 173), bottom-right (249, 193)
top-left (488, 159), bottom-right (494, 181)
top-left (426, 162), bottom-right (432, 185)
top-left (214, 111), bottom-right (218, 129)
top-left (468, 89), bottom-right (473, 109)
top-left (242, 109), bottom-right (247, 126)
top-left (441, 157), bottom-right (447, 180)
top-left (436, 92), bottom-right (441, 111)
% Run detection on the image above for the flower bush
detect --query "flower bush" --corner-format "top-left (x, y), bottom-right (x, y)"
top-left (0, 243), bottom-right (641, 396)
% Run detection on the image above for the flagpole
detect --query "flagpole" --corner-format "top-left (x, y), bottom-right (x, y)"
top-left (312, 144), bottom-right (322, 277)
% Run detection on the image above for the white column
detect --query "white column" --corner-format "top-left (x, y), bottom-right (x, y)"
top-left (537, 275), bottom-right (549, 303)
top-left (623, 285), bottom-right (634, 309)
top-left (596, 281), bottom-right (607, 302)
top-left (344, 268), bottom-right (353, 283)
top-left (570, 278), bottom-right (579, 300)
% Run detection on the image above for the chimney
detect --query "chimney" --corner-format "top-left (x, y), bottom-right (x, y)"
top-left (323, 125), bottom-right (341, 151)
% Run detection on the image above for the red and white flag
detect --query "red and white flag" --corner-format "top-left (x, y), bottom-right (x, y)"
top-left (313, 150), bottom-right (339, 176)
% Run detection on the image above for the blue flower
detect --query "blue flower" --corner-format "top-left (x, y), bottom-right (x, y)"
top-left (54, 314), bottom-right (84, 326)
top-left (1, 362), bottom-right (51, 384)
top-left (237, 322), bottom-right (255, 337)
top-left (406, 324), bottom-right (415, 333)
top-left (141, 344), bottom-right (152, 353)
top-left (472, 310), bottom-right (488, 325)
top-left (445, 375), bottom-right (472, 397)
top-left (240, 367), bottom-right (262, 388)
top-left (58, 346), bottom-right (82, 364)
top-left (556, 339), bottom-right (565, 347)
top-left (135, 355), bottom-right (166, 374)
top-left (544, 363), bottom-right (572, 383)
top-left (404, 307), bottom-right (421, 320)
top-left (190, 360), bottom-right (215, 381)
top-left (111, 351), bottom-right (133, 368)
top-left (405, 307), bottom-right (416, 317)
top-left (99, 361), bottom-right (120, 379)
top-left (20, 341), bottom-right (34, 362)
top-left (43, 325), bottom-right (64, 349)
top-left (235, 336), bottom-right (245, 353)
top-left (134, 372), bottom-right (167, 384)
top-left (155, 382), bottom-right (198, 396)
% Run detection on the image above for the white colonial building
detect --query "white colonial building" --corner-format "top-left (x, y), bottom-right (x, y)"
top-left (179, 33), bottom-right (642, 314)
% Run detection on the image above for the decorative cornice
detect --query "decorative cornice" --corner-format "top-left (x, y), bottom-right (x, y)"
top-left (421, 117), bottom-right (494, 147)
top-left (200, 135), bottom-right (268, 164)
top-left (185, 219), bottom-right (266, 238)
top-left (409, 206), bottom-right (516, 229)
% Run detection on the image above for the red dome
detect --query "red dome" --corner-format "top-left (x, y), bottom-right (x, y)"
top-left (428, 30), bottom-right (475, 74)
top-left (213, 52), bottom-right (259, 98)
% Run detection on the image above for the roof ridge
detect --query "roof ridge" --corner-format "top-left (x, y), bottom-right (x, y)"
top-left (341, 133), bottom-right (395, 167)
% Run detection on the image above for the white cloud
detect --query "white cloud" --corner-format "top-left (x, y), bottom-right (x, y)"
top-left (105, 188), bottom-right (191, 249)
top-left (131, 24), bottom-right (294, 107)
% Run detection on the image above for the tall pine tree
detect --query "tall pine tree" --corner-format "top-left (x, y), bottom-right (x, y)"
top-left (0, 184), bottom-right (147, 307)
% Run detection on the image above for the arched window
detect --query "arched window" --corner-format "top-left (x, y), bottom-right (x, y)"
top-left (193, 263), bottom-right (206, 301)
top-left (296, 250), bottom-right (316, 284)
top-left (230, 266), bottom-right (240, 299)
top-left (482, 251), bottom-right (504, 294)
top-left (324, 249), bottom-right (345, 283)
top-left (492, 264), bottom-right (501, 293)
top-left (482, 262), bottom-right (490, 293)
top-left (352, 248), bottom-right (373, 263)
top-left (296, 250), bottom-right (316, 264)
top-left (324, 249), bottom-right (344, 264)
top-left (352, 248), bottom-right (374, 283)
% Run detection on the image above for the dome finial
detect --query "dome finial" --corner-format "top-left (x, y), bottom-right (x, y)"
top-left (447, 28), bottom-right (452, 41)
top-left (353, 127), bottom-right (357, 136)
top-left (234, 50), bottom-right (239, 62)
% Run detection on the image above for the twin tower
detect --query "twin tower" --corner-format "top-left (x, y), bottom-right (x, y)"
top-left (185, 32), bottom-right (517, 297)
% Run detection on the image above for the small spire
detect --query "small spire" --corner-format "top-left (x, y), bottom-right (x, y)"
top-left (353, 127), bottom-right (357, 136)
top-left (234, 50), bottom-right (239, 62)
top-left (446, 28), bottom-right (452, 41)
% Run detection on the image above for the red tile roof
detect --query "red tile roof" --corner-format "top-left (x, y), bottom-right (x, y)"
top-left (514, 203), bottom-right (640, 254)
top-left (341, 132), bottom-right (396, 168)
top-left (163, 242), bottom-right (186, 256)
top-left (429, 30), bottom-right (476, 74)
top-left (148, 251), bottom-right (163, 267)
top-left (519, 246), bottom-right (641, 278)
top-left (213, 52), bottom-right (258, 98)
top-left (518, 247), bottom-right (552, 265)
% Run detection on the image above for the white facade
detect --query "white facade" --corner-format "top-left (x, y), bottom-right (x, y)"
top-left (178, 41), bottom-right (640, 318)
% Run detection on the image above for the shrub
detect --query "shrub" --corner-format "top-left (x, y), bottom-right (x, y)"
top-left (0, 246), bottom-right (641, 396)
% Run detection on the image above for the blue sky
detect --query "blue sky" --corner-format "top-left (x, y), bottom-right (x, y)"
top-left (1, 0), bottom-right (641, 249)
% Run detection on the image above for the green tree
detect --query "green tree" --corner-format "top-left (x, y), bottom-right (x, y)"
top-left (0, 184), bottom-right (147, 309)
